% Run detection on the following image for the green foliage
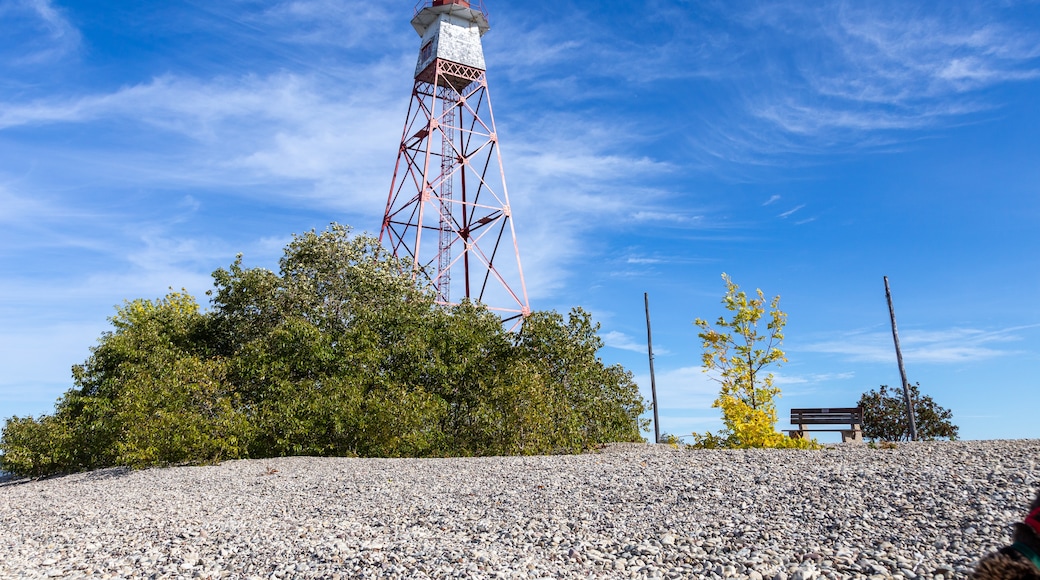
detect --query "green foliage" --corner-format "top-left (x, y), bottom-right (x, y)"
top-left (690, 273), bottom-right (817, 450)
top-left (658, 433), bottom-right (683, 448)
top-left (858, 383), bottom-right (959, 442)
top-left (687, 430), bottom-right (728, 449)
top-left (0, 415), bottom-right (75, 478)
top-left (1, 224), bottom-right (647, 477)
top-left (1, 292), bottom-right (251, 475)
top-left (515, 309), bottom-right (649, 452)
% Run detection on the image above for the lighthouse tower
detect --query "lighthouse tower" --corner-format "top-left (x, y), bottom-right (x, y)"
top-left (380, 0), bottom-right (530, 326)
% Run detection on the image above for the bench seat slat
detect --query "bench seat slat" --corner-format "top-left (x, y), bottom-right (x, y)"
top-left (795, 417), bottom-right (859, 425)
top-left (789, 407), bottom-right (864, 443)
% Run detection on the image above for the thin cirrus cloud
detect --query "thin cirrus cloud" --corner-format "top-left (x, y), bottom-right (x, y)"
top-left (0, 13), bottom-right (682, 310)
top-left (801, 324), bottom-right (1040, 364)
top-left (2, 5), bottom-right (1034, 273)
top-left (773, 371), bottom-right (857, 385)
top-left (496, 115), bottom-right (692, 295)
top-left (742, 2), bottom-right (1040, 139)
top-left (633, 365), bottom-right (719, 415)
top-left (3, 1), bottom-right (1033, 283)
top-left (253, 0), bottom-right (397, 49)
top-left (1, 0), bottom-right (80, 66)
top-left (626, 257), bottom-right (664, 265)
top-left (630, 211), bottom-right (705, 225)
top-left (0, 187), bottom-right (88, 226)
top-left (596, 1), bottom-right (1040, 166)
top-left (0, 71), bottom-right (410, 214)
top-left (485, 26), bottom-right (585, 85)
top-left (819, 13), bottom-right (1040, 100)
top-left (602, 330), bottom-right (672, 356)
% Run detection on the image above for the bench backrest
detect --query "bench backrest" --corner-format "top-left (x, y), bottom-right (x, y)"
top-left (790, 407), bottom-right (863, 425)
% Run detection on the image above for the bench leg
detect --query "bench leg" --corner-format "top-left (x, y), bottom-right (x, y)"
top-left (841, 427), bottom-right (863, 443)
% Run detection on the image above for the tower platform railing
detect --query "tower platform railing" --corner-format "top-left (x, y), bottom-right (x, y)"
top-left (414, 0), bottom-right (488, 21)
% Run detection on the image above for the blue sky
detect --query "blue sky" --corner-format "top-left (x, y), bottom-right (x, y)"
top-left (2, 0), bottom-right (1038, 442)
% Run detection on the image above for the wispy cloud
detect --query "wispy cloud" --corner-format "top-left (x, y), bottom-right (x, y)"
top-left (621, 250), bottom-right (718, 268)
top-left (603, 330), bottom-right (673, 356)
top-left (253, 1), bottom-right (396, 49)
top-left (821, 9), bottom-right (1040, 100)
top-left (0, 0), bottom-right (81, 66)
top-left (778, 204), bottom-right (805, 218)
top-left (636, 1), bottom-right (1040, 166)
top-left (0, 186), bottom-right (84, 225)
top-left (742, 2), bottom-right (1039, 146)
top-left (626, 257), bottom-right (664, 265)
top-left (773, 371), bottom-right (856, 385)
top-left (486, 20), bottom-right (586, 86)
top-left (498, 112), bottom-right (684, 297)
top-left (634, 364), bottom-right (719, 419)
top-left (802, 324), bottom-right (1040, 364)
top-left (0, 71), bottom-right (409, 216)
top-left (602, 331), bottom-right (649, 354)
top-left (0, 70), bottom-right (680, 309)
top-left (630, 211), bottom-right (704, 225)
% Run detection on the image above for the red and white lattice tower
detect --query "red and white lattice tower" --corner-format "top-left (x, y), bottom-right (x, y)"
top-left (380, 0), bottom-right (530, 326)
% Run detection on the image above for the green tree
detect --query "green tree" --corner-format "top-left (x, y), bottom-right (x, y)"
top-left (515, 308), bottom-right (649, 452)
top-left (1, 223), bottom-right (648, 477)
top-left (0, 292), bottom-right (250, 475)
top-left (0, 415), bottom-right (75, 478)
top-left (208, 224), bottom-right (446, 458)
top-left (692, 273), bottom-right (813, 448)
top-left (858, 383), bottom-right (958, 441)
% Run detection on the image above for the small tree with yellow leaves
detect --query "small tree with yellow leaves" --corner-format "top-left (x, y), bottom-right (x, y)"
top-left (691, 273), bottom-right (816, 449)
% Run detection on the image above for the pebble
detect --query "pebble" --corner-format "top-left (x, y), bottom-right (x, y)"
top-left (1, 440), bottom-right (1037, 578)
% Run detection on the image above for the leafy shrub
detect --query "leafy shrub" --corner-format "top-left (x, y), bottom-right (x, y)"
top-left (1, 224), bottom-right (647, 477)
top-left (858, 383), bottom-right (958, 441)
top-left (690, 274), bottom-right (819, 450)
top-left (0, 415), bottom-right (75, 478)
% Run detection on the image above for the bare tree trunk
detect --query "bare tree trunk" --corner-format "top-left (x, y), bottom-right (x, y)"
top-left (884, 276), bottom-right (918, 441)
top-left (644, 293), bottom-right (660, 444)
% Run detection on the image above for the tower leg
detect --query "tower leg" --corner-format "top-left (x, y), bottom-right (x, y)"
top-left (381, 59), bottom-right (530, 325)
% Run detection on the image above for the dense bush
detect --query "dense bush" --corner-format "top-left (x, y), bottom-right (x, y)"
top-left (2, 224), bottom-right (647, 477)
top-left (858, 383), bottom-right (959, 441)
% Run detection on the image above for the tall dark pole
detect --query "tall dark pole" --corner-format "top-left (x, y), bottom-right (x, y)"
top-left (644, 293), bottom-right (661, 444)
top-left (884, 276), bottom-right (918, 441)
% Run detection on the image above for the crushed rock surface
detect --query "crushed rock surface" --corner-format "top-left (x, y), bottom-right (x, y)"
top-left (2, 439), bottom-right (1038, 579)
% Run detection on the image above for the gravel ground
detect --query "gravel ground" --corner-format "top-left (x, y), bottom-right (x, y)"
top-left (1, 439), bottom-right (1038, 579)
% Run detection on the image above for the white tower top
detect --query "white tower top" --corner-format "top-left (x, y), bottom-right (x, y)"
top-left (412, 0), bottom-right (490, 78)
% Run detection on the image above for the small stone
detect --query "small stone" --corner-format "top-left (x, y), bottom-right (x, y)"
top-left (0, 440), bottom-right (1035, 579)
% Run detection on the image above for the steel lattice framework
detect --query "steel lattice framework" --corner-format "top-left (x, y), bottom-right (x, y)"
top-left (381, 3), bottom-right (529, 327)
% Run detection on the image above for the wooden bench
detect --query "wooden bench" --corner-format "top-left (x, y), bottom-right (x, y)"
top-left (788, 407), bottom-right (863, 443)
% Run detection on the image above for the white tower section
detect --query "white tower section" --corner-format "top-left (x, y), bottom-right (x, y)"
top-left (412, 2), bottom-right (489, 76)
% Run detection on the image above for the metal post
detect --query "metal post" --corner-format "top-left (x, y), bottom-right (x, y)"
top-left (644, 293), bottom-right (660, 444)
top-left (884, 276), bottom-right (918, 441)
